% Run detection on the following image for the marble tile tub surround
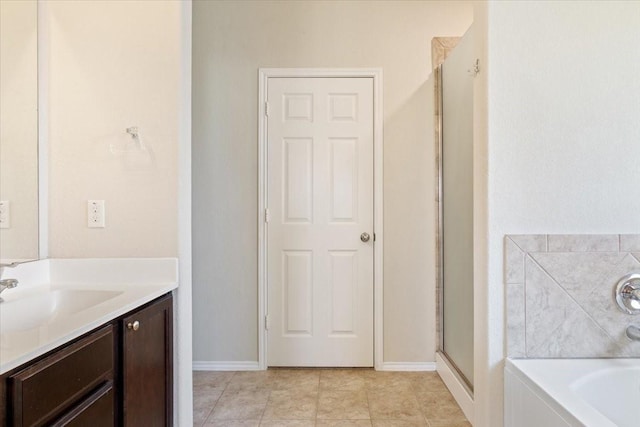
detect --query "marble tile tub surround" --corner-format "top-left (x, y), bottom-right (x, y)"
top-left (505, 234), bottom-right (640, 358)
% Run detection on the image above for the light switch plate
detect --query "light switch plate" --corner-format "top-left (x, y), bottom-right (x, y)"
top-left (87, 200), bottom-right (105, 228)
top-left (0, 201), bottom-right (10, 229)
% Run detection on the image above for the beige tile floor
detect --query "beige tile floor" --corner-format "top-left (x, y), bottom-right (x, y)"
top-left (193, 369), bottom-right (471, 427)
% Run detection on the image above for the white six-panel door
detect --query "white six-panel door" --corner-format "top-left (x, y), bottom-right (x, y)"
top-left (267, 77), bottom-right (374, 366)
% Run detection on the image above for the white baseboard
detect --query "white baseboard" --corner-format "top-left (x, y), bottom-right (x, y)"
top-left (379, 362), bottom-right (437, 371)
top-left (436, 352), bottom-right (474, 424)
top-left (193, 361), bottom-right (262, 371)
top-left (193, 361), bottom-right (436, 372)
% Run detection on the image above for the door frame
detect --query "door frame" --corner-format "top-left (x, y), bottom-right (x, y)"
top-left (258, 68), bottom-right (384, 370)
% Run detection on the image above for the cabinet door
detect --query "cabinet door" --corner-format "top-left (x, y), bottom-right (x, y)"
top-left (122, 294), bottom-right (172, 426)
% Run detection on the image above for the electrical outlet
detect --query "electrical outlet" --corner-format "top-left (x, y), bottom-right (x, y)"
top-left (87, 200), bottom-right (105, 228)
top-left (0, 201), bottom-right (10, 229)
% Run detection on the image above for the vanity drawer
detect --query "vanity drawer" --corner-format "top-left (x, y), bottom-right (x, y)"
top-left (10, 325), bottom-right (114, 427)
top-left (52, 382), bottom-right (114, 427)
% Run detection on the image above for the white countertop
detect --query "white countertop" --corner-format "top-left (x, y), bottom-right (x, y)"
top-left (0, 258), bottom-right (178, 375)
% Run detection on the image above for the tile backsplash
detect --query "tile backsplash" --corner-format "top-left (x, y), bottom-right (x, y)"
top-left (505, 234), bottom-right (640, 358)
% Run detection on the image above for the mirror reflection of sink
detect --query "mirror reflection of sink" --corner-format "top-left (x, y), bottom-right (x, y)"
top-left (0, 289), bottom-right (122, 333)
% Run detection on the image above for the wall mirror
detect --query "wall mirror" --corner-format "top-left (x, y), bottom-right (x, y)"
top-left (0, 0), bottom-right (40, 263)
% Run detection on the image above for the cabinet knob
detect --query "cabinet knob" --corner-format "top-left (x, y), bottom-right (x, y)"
top-left (127, 320), bottom-right (140, 331)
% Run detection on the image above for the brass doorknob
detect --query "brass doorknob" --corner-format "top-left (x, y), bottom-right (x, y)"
top-left (360, 232), bottom-right (371, 243)
top-left (127, 320), bottom-right (140, 331)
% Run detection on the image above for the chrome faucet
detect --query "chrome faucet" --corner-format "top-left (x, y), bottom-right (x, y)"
top-left (0, 262), bottom-right (22, 302)
top-left (615, 273), bottom-right (640, 314)
top-left (621, 285), bottom-right (640, 302)
top-left (0, 278), bottom-right (18, 301)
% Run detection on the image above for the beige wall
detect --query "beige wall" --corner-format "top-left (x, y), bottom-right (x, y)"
top-left (46, 0), bottom-right (180, 258)
top-left (474, 2), bottom-right (640, 426)
top-left (0, 0), bottom-right (39, 261)
top-left (192, 1), bottom-right (473, 363)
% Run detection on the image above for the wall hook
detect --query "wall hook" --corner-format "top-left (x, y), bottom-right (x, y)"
top-left (468, 59), bottom-right (480, 77)
top-left (126, 126), bottom-right (139, 139)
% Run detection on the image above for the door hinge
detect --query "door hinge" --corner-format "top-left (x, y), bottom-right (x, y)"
top-left (264, 208), bottom-right (271, 223)
top-left (265, 314), bottom-right (271, 330)
top-left (264, 101), bottom-right (269, 117)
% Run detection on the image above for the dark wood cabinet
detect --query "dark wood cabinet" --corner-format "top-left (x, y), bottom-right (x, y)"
top-left (53, 383), bottom-right (114, 427)
top-left (10, 326), bottom-right (114, 427)
top-left (0, 293), bottom-right (172, 427)
top-left (121, 295), bottom-right (172, 426)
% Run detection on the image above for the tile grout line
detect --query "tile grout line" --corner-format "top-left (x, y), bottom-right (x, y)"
top-left (412, 378), bottom-right (429, 427)
top-left (314, 373), bottom-right (321, 426)
top-left (539, 234), bottom-right (551, 253)
top-left (525, 254), bottom-right (587, 356)
top-left (365, 380), bottom-right (373, 424)
top-left (524, 252), bottom-right (528, 357)
top-left (526, 255), bottom-right (621, 356)
top-left (258, 372), bottom-right (271, 425)
top-left (195, 371), bottom-right (234, 426)
top-left (218, 372), bottom-right (236, 426)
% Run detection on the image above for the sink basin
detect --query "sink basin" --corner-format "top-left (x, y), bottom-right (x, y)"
top-left (0, 289), bottom-right (122, 333)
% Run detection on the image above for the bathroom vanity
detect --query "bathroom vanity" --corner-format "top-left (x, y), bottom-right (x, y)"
top-left (0, 294), bottom-right (171, 426)
top-left (0, 258), bottom-right (178, 426)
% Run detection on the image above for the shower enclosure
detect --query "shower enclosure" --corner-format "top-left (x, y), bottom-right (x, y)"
top-left (436, 26), bottom-right (474, 391)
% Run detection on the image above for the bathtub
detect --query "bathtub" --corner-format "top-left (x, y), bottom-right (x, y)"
top-left (505, 358), bottom-right (640, 427)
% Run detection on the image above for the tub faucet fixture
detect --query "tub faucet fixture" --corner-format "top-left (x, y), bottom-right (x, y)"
top-left (626, 325), bottom-right (640, 341)
top-left (615, 273), bottom-right (640, 314)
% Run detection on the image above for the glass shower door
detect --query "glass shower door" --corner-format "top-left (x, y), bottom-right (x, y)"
top-left (439, 26), bottom-right (474, 389)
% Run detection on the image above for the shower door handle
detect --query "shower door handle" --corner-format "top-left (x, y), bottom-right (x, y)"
top-left (360, 232), bottom-right (371, 243)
